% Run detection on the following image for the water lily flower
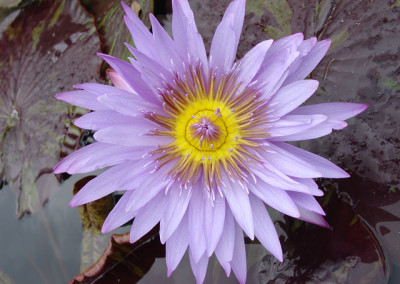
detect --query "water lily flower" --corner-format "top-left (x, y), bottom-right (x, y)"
top-left (54, 0), bottom-right (367, 283)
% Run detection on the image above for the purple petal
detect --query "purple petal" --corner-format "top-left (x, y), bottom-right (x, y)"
top-left (102, 191), bottom-right (137, 233)
top-left (249, 193), bottom-right (283, 261)
top-left (249, 180), bottom-right (300, 218)
top-left (204, 193), bottom-right (225, 256)
top-left (55, 90), bottom-right (107, 111)
top-left (259, 142), bottom-right (322, 178)
top-left (93, 124), bottom-right (174, 147)
top-left (74, 82), bottom-right (133, 96)
top-left (290, 102), bottom-right (368, 120)
top-left (231, 221), bottom-right (247, 284)
top-left (225, 0), bottom-right (245, 46)
top-left (275, 142), bottom-right (349, 178)
top-left (210, 14), bottom-right (236, 74)
top-left (256, 34), bottom-right (303, 99)
top-left (235, 40), bottom-right (273, 91)
top-left (269, 119), bottom-right (346, 141)
top-left (122, 3), bottom-right (157, 59)
top-left (266, 33), bottom-right (304, 55)
top-left (267, 80), bottom-right (319, 117)
top-left (53, 142), bottom-right (145, 174)
top-left (130, 190), bottom-right (169, 243)
top-left (97, 93), bottom-right (161, 117)
top-left (98, 53), bottom-right (160, 105)
top-left (159, 185), bottom-right (192, 243)
top-left (288, 191), bottom-right (325, 215)
top-left (256, 50), bottom-right (298, 99)
top-left (266, 114), bottom-right (327, 139)
top-left (74, 82), bottom-right (162, 114)
top-left (125, 43), bottom-right (173, 86)
top-left (222, 178), bottom-right (254, 240)
top-left (69, 161), bottom-right (145, 206)
top-left (284, 39), bottom-right (331, 84)
top-left (149, 14), bottom-right (184, 73)
top-left (125, 165), bottom-right (172, 212)
top-left (291, 178), bottom-right (324, 196)
top-left (249, 163), bottom-right (310, 192)
top-left (188, 184), bottom-right (206, 263)
top-left (215, 207), bottom-right (235, 275)
top-left (172, 0), bottom-right (207, 67)
top-left (189, 250), bottom-right (209, 284)
top-left (296, 206), bottom-right (330, 228)
top-left (74, 110), bottom-right (140, 130)
top-left (172, 0), bottom-right (193, 50)
top-left (210, 0), bottom-right (245, 73)
top-left (106, 69), bottom-right (134, 92)
top-left (166, 212), bottom-right (189, 276)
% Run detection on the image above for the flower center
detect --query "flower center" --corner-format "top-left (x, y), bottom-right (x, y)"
top-left (146, 65), bottom-right (269, 193)
top-left (186, 110), bottom-right (227, 151)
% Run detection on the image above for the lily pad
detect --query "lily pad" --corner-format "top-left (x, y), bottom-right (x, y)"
top-left (0, 0), bottom-right (101, 217)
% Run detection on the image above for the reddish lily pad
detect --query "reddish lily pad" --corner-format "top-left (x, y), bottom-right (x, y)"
top-left (0, 0), bottom-right (101, 218)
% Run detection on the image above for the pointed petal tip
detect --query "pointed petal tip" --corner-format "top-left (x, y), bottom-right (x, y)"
top-left (321, 219), bottom-right (331, 229)
top-left (101, 224), bottom-right (110, 234)
top-left (69, 194), bottom-right (89, 208)
top-left (333, 169), bottom-right (350, 179)
top-left (52, 163), bottom-right (62, 174)
top-left (68, 199), bottom-right (79, 208)
top-left (220, 261), bottom-right (231, 277)
top-left (167, 268), bottom-right (173, 277)
top-left (321, 38), bottom-right (332, 46)
top-left (72, 83), bottom-right (84, 89)
top-left (356, 103), bottom-right (369, 114)
top-left (121, 1), bottom-right (135, 16)
top-left (293, 32), bottom-right (304, 39)
top-left (97, 52), bottom-right (111, 61)
top-left (129, 232), bottom-right (140, 244)
top-left (246, 231), bottom-right (255, 241)
top-left (307, 79), bottom-right (320, 89)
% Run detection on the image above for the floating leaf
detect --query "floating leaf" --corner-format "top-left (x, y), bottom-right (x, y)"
top-left (0, 0), bottom-right (101, 218)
